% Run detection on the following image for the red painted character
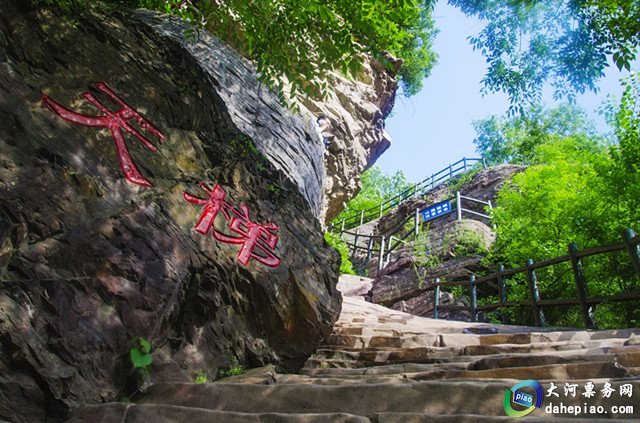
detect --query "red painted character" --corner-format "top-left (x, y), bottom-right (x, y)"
top-left (42, 82), bottom-right (165, 187)
top-left (183, 182), bottom-right (281, 268)
top-left (214, 204), bottom-right (281, 268)
top-left (182, 182), bottom-right (231, 235)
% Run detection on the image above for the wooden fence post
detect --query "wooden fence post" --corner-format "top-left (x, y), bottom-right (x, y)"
top-left (378, 235), bottom-right (385, 271)
top-left (434, 279), bottom-right (440, 320)
top-left (379, 203), bottom-right (383, 218)
top-left (526, 259), bottom-right (545, 327)
top-left (568, 243), bottom-right (595, 329)
top-left (449, 164), bottom-right (453, 178)
top-left (340, 219), bottom-right (345, 233)
top-left (482, 157), bottom-right (487, 168)
top-left (367, 237), bottom-right (374, 260)
top-left (463, 157), bottom-right (467, 171)
top-left (622, 228), bottom-right (640, 277)
top-left (431, 174), bottom-right (435, 189)
top-left (469, 275), bottom-right (477, 322)
top-left (415, 208), bottom-right (420, 237)
top-left (497, 265), bottom-right (509, 324)
top-left (413, 182), bottom-right (418, 198)
top-left (456, 191), bottom-right (462, 221)
top-left (359, 210), bottom-right (365, 226)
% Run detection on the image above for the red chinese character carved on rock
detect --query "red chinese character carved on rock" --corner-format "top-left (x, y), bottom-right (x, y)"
top-left (182, 182), bottom-right (231, 235)
top-left (214, 204), bottom-right (281, 268)
top-left (42, 82), bottom-right (165, 187)
top-left (183, 182), bottom-right (281, 268)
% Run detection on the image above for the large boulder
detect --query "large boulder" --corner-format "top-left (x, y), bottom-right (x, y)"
top-left (0, 2), bottom-right (340, 421)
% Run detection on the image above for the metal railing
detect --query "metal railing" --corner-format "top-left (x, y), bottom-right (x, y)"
top-left (337, 191), bottom-right (491, 272)
top-left (331, 157), bottom-right (486, 232)
top-left (427, 228), bottom-right (640, 329)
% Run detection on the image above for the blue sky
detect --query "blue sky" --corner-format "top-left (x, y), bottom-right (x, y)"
top-left (376, 1), bottom-right (635, 183)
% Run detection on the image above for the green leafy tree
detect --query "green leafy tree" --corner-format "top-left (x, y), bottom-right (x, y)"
top-left (324, 232), bottom-right (356, 275)
top-left (450, 0), bottom-right (640, 113)
top-left (139, 0), bottom-right (438, 103)
top-left (332, 166), bottom-right (413, 225)
top-left (35, 1), bottom-right (438, 103)
top-left (487, 93), bottom-right (640, 327)
top-left (473, 103), bottom-right (597, 165)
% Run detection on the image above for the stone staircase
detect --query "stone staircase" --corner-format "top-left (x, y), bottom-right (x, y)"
top-left (70, 278), bottom-right (640, 422)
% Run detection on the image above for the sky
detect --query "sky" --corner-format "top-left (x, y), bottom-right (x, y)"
top-left (376, 1), bottom-right (635, 183)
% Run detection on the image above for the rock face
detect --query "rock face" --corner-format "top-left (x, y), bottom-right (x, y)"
top-left (376, 164), bottom-right (525, 238)
top-left (301, 57), bottom-right (398, 223)
top-left (369, 166), bottom-right (525, 318)
top-left (0, 2), bottom-right (341, 422)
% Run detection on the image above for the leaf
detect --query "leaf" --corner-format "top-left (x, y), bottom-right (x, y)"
top-left (137, 337), bottom-right (151, 354)
top-left (130, 348), bottom-right (152, 369)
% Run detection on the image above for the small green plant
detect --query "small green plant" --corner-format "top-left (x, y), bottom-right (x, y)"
top-left (194, 370), bottom-right (208, 384)
top-left (324, 232), bottom-right (356, 275)
top-left (216, 358), bottom-right (245, 379)
top-left (446, 229), bottom-right (488, 258)
top-left (130, 336), bottom-right (152, 382)
top-left (412, 228), bottom-right (440, 269)
top-left (446, 165), bottom-right (483, 194)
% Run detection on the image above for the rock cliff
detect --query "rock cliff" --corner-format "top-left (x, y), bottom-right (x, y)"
top-left (0, 2), bottom-right (341, 421)
top-left (300, 56), bottom-right (398, 223)
top-left (369, 165), bottom-right (526, 318)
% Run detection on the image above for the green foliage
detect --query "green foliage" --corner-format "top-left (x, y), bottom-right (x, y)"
top-left (324, 232), bottom-right (356, 275)
top-left (487, 95), bottom-right (640, 327)
top-left (332, 166), bottom-right (413, 225)
top-left (216, 358), bottom-right (245, 379)
top-left (130, 336), bottom-right (153, 383)
top-left (473, 103), bottom-right (597, 166)
top-left (137, 0), bottom-right (437, 106)
top-left (445, 163), bottom-right (483, 193)
top-left (450, 0), bottom-right (640, 113)
top-left (412, 229), bottom-right (440, 269)
top-left (194, 370), bottom-right (208, 384)
top-left (603, 72), bottom-right (640, 172)
top-left (447, 229), bottom-right (487, 258)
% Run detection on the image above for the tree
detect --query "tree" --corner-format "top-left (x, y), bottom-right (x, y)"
top-left (473, 103), bottom-right (596, 165)
top-left (486, 92), bottom-right (640, 327)
top-left (449, 0), bottom-right (640, 113)
top-left (332, 166), bottom-right (413, 225)
top-left (138, 0), bottom-right (438, 104)
top-left (35, 1), bottom-right (438, 104)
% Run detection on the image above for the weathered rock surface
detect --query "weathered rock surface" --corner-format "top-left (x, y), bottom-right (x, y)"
top-left (302, 57), bottom-right (398, 223)
top-left (0, 2), bottom-right (341, 421)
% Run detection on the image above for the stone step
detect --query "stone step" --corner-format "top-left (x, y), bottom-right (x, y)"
top-left (307, 344), bottom-right (640, 369)
top-left (371, 413), bottom-right (638, 422)
top-left (325, 332), bottom-right (632, 350)
top-left (331, 328), bottom-right (640, 347)
top-left (302, 361), bottom-right (629, 382)
top-left (306, 342), bottom-right (635, 370)
top-left (138, 381), bottom-right (640, 418)
top-left (68, 403), bottom-right (369, 422)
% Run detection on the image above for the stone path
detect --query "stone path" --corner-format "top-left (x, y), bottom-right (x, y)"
top-left (71, 277), bottom-right (640, 422)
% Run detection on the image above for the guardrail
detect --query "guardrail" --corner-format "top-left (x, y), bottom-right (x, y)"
top-left (331, 157), bottom-right (486, 232)
top-left (336, 191), bottom-right (491, 272)
top-left (428, 228), bottom-right (640, 329)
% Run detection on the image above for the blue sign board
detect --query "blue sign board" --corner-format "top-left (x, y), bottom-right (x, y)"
top-left (421, 201), bottom-right (451, 222)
